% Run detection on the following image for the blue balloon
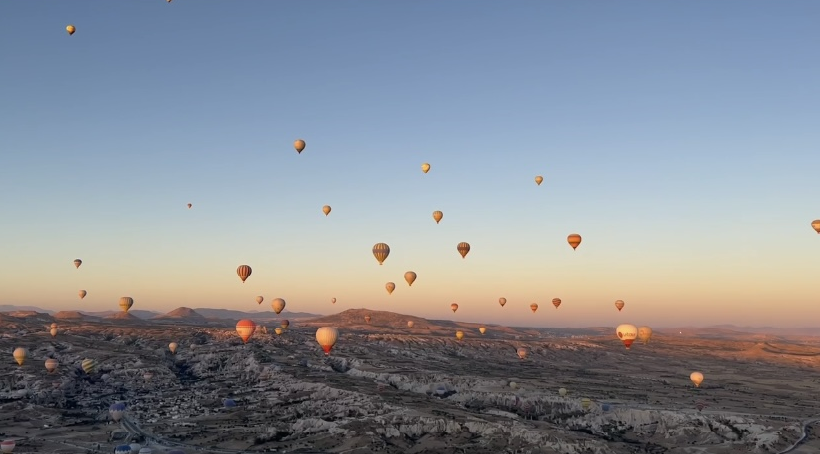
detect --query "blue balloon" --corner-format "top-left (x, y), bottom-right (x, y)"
top-left (602, 404), bottom-right (611, 412)
top-left (115, 445), bottom-right (131, 454)
top-left (224, 398), bottom-right (236, 408)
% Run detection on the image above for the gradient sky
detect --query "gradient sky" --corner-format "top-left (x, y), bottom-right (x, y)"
top-left (1, 1), bottom-right (819, 328)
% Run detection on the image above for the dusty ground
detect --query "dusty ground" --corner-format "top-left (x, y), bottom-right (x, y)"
top-left (2, 310), bottom-right (820, 453)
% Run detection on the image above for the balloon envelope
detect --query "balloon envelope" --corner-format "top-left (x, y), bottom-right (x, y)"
top-left (567, 234), bottom-right (582, 250)
top-left (79, 290), bottom-right (87, 299)
top-left (385, 282), bottom-right (396, 294)
top-left (812, 220), bottom-right (820, 233)
top-left (169, 342), bottom-right (178, 354)
top-left (450, 303), bottom-right (459, 313)
top-left (455, 330), bottom-right (464, 340)
top-left (316, 327), bottom-right (339, 355)
top-left (322, 205), bottom-right (331, 216)
top-left (432, 211), bottom-right (443, 224)
top-left (12, 348), bottom-right (26, 366)
top-left (637, 326), bottom-right (653, 344)
top-left (421, 163), bottom-right (430, 173)
top-left (118, 297), bottom-right (133, 313)
top-left (498, 297), bottom-right (506, 307)
top-left (294, 139), bottom-right (306, 153)
top-left (372, 243), bottom-right (390, 265)
top-left (404, 271), bottom-right (417, 286)
top-left (236, 265), bottom-right (252, 283)
top-left (236, 319), bottom-right (257, 343)
top-left (690, 371), bottom-right (704, 387)
top-left (457, 242), bottom-right (471, 258)
top-left (517, 347), bottom-right (528, 359)
top-left (535, 175), bottom-right (543, 185)
top-left (615, 324), bottom-right (638, 349)
top-left (66, 25), bottom-right (75, 35)
top-left (73, 259), bottom-right (82, 268)
top-left (615, 300), bottom-right (625, 311)
top-left (271, 298), bottom-right (286, 314)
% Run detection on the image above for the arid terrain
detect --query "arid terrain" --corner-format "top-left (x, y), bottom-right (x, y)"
top-left (2, 307), bottom-right (820, 454)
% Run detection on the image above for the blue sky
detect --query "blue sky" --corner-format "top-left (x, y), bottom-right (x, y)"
top-left (1, 1), bottom-right (819, 328)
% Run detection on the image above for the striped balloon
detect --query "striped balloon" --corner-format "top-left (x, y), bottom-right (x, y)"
top-left (235, 319), bottom-right (256, 343)
top-left (236, 265), bottom-right (252, 283)
top-left (110, 403), bottom-right (126, 421)
top-left (552, 298), bottom-right (562, 309)
top-left (118, 297), bottom-right (133, 313)
top-left (81, 358), bottom-right (97, 374)
top-left (115, 446), bottom-right (131, 454)
top-left (457, 242), bottom-right (470, 258)
top-left (372, 243), bottom-right (390, 265)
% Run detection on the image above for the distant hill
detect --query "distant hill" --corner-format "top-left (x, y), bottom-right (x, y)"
top-left (192, 308), bottom-right (321, 320)
top-left (0, 304), bottom-right (52, 313)
top-left (153, 307), bottom-right (205, 320)
top-left (53, 311), bottom-right (101, 322)
top-left (104, 312), bottom-right (143, 323)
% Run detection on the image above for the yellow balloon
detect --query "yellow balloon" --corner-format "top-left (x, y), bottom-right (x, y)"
top-left (421, 163), bottom-right (431, 173)
top-left (66, 25), bottom-right (76, 35)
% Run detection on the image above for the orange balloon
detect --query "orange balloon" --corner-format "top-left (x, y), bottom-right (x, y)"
top-left (567, 234), bottom-right (582, 250)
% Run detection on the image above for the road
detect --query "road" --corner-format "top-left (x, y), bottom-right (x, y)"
top-left (775, 418), bottom-right (820, 454)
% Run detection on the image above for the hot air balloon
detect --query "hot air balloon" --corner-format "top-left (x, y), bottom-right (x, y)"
top-left (581, 398), bottom-right (591, 410)
top-left (235, 319), bottom-right (256, 344)
top-left (421, 163), bottom-right (430, 173)
top-left (372, 243), bottom-right (390, 265)
top-left (455, 330), bottom-right (464, 340)
top-left (637, 326), bottom-right (653, 344)
top-left (407, 321), bottom-right (414, 328)
top-left (129, 443), bottom-right (141, 454)
top-left (79, 290), bottom-right (87, 299)
top-left (385, 282), bottom-right (396, 294)
top-left (281, 319), bottom-right (289, 329)
top-left (143, 372), bottom-right (153, 381)
top-left (66, 25), bottom-right (76, 35)
top-left (552, 298), bottom-right (561, 309)
top-left (115, 446), bottom-right (131, 454)
top-left (110, 403), bottom-right (126, 421)
top-left (315, 327), bottom-right (339, 355)
top-left (404, 271), bottom-right (417, 286)
top-left (73, 259), bottom-right (82, 269)
top-left (450, 303), bottom-right (459, 313)
top-left (517, 347), bottom-right (528, 359)
top-left (615, 324), bottom-right (638, 349)
top-left (255, 296), bottom-right (263, 305)
top-left (457, 242), bottom-right (471, 258)
top-left (274, 327), bottom-right (283, 335)
top-left (530, 303), bottom-right (538, 313)
top-left (294, 139), bottom-right (306, 154)
top-left (118, 297), bottom-right (133, 313)
top-left (499, 297), bottom-right (507, 307)
top-left (614, 300), bottom-right (625, 311)
top-left (187, 203), bottom-right (192, 209)
top-left (44, 358), bottom-right (58, 373)
top-left (331, 297), bottom-right (336, 304)
top-left (812, 220), bottom-right (820, 234)
top-left (479, 327), bottom-right (486, 334)
top-left (224, 398), bottom-right (236, 408)
top-left (169, 342), bottom-right (178, 354)
top-left (690, 371), bottom-right (704, 387)
top-left (81, 358), bottom-right (97, 374)
top-left (50, 323), bottom-right (58, 337)
top-left (12, 348), bottom-right (26, 366)
top-left (237, 265), bottom-right (252, 283)
top-left (271, 298), bottom-right (286, 314)
top-left (322, 205), bottom-right (331, 216)
top-left (695, 401), bottom-right (707, 412)
top-left (567, 234), bottom-right (582, 250)
top-left (432, 211), bottom-right (443, 224)
top-left (558, 387), bottom-right (567, 396)
top-left (364, 315), bottom-right (371, 324)
top-left (0, 441), bottom-right (14, 453)
top-left (535, 176), bottom-right (543, 186)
